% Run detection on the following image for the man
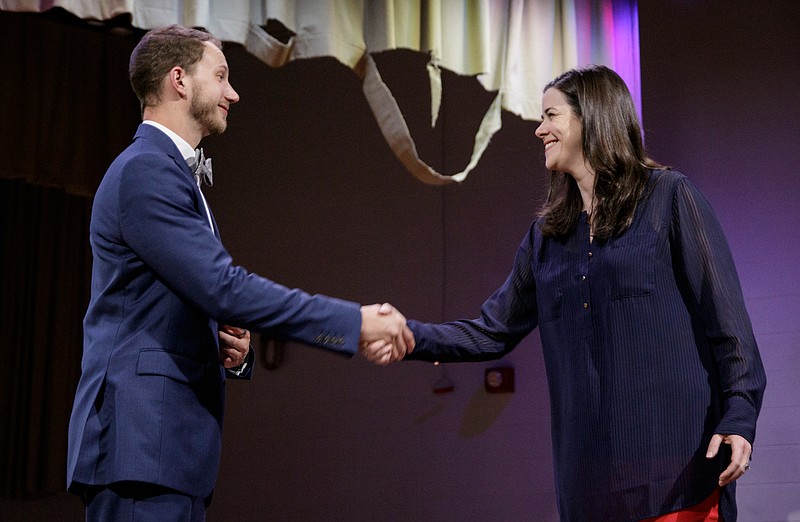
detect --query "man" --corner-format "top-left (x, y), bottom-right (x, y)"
top-left (67, 24), bottom-right (412, 521)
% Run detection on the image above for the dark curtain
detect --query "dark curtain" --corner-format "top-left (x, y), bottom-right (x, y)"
top-left (0, 180), bottom-right (92, 498)
top-left (0, 10), bottom-right (141, 498)
top-left (0, 9), bottom-right (141, 196)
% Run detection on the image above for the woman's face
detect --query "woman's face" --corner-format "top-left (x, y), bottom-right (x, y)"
top-left (535, 88), bottom-right (588, 177)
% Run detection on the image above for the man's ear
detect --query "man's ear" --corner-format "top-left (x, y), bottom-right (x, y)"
top-left (168, 66), bottom-right (188, 99)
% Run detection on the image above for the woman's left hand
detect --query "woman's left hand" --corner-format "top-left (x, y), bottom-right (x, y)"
top-left (706, 433), bottom-right (752, 486)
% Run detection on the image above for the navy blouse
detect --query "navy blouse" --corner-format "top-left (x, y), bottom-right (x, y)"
top-left (408, 169), bottom-right (766, 521)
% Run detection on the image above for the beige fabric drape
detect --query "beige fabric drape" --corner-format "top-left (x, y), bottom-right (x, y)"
top-left (0, 0), bottom-right (641, 184)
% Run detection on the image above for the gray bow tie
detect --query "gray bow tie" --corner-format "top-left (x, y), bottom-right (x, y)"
top-left (188, 148), bottom-right (213, 187)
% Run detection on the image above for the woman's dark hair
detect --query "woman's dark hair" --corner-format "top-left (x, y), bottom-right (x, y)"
top-left (129, 25), bottom-right (222, 109)
top-left (538, 65), bottom-right (666, 240)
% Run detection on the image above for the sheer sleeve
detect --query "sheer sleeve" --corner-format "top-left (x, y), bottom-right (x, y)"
top-left (406, 225), bottom-right (540, 363)
top-left (671, 177), bottom-right (767, 442)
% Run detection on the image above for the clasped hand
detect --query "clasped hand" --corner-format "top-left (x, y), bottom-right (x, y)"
top-left (359, 303), bottom-right (415, 365)
top-left (219, 325), bottom-right (250, 368)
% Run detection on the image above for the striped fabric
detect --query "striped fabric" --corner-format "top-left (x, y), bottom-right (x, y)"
top-left (408, 169), bottom-right (766, 521)
top-left (641, 487), bottom-right (720, 521)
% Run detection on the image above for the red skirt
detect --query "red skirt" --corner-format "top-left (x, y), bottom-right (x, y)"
top-left (640, 488), bottom-right (721, 522)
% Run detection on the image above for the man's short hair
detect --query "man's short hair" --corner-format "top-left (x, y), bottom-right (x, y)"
top-left (129, 25), bottom-right (222, 108)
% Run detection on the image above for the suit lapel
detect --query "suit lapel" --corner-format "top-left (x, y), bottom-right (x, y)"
top-left (210, 211), bottom-right (221, 240)
top-left (135, 124), bottom-right (220, 235)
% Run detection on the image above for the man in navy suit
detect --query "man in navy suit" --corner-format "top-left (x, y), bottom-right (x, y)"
top-left (67, 25), bottom-right (413, 521)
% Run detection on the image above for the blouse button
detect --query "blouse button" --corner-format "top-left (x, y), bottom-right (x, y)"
top-left (583, 302), bottom-right (589, 309)
top-left (588, 251), bottom-right (593, 257)
top-left (581, 275), bottom-right (586, 281)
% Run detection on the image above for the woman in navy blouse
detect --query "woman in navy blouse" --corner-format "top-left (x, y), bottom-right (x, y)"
top-left (395, 65), bottom-right (766, 521)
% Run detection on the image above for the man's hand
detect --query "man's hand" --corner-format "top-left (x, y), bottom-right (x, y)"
top-left (359, 303), bottom-right (415, 365)
top-left (219, 325), bottom-right (250, 368)
top-left (706, 433), bottom-right (752, 486)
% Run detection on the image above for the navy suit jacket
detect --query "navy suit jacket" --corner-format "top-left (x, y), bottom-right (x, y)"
top-left (67, 124), bottom-right (361, 497)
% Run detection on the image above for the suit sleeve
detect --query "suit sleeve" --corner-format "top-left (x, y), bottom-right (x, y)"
top-left (406, 227), bottom-right (539, 362)
top-left (118, 151), bottom-right (361, 355)
top-left (671, 177), bottom-right (767, 442)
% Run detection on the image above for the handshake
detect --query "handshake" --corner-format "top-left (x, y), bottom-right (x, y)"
top-left (359, 303), bottom-right (415, 365)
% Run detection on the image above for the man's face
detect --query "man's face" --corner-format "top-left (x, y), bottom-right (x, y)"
top-left (189, 42), bottom-right (239, 137)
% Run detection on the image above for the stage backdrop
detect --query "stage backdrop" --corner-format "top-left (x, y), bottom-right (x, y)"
top-left (0, 0), bottom-right (641, 186)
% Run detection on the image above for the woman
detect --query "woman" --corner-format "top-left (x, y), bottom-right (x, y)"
top-left (402, 65), bottom-right (766, 521)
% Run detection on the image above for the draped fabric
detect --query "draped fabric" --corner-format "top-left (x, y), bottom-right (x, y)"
top-left (0, 180), bottom-right (92, 498)
top-left (0, 0), bottom-right (640, 184)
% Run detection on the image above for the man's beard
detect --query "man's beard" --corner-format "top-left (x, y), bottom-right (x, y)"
top-left (190, 85), bottom-right (226, 136)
